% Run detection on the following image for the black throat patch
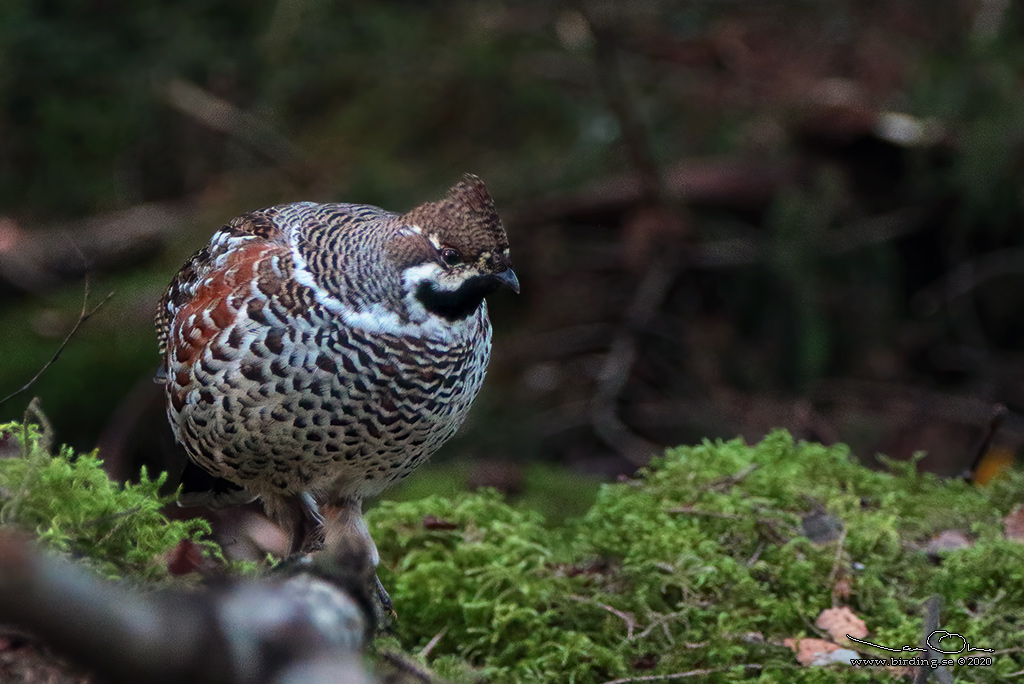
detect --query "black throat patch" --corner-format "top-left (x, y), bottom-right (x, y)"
top-left (416, 275), bottom-right (500, 321)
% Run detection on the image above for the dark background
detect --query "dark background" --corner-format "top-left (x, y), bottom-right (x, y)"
top-left (3, 0), bottom-right (1024, 504)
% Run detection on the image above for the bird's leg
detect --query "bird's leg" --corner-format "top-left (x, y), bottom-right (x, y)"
top-left (322, 498), bottom-right (394, 627)
top-left (298, 491), bottom-right (325, 552)
top-left (286, 492), bottom-right (326, 555)
top-left (266, 493), bottom-right (325, 556)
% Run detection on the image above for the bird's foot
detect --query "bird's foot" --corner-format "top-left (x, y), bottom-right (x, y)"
top-left (373, 573), bottom-right (396, 632)
top-left (317, 498), bottom-right (395, 630)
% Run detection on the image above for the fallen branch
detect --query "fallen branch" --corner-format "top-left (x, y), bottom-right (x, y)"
top-left (591, 258), bottom-right (675, 465)
top-left (0, 525), bottom-right (381, 684)
top-left (0, 204), bottom-right (182, 293)
top-left (156, 78), bottom-right (308, 182)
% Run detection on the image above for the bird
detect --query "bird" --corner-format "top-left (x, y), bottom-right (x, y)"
top-left (155, 174), bottom-right (518, 584)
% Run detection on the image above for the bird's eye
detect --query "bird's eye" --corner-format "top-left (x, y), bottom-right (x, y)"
top-left (440, 247), bottom-right (463, 267)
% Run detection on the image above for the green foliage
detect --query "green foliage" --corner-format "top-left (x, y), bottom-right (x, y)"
top-left (368, 430), bottom-right (1024, 683)
top-left (0, 420), bottom-right (217, 580)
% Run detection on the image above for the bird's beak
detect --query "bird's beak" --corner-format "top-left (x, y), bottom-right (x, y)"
top-left (493, 268), bottom-right (520, 294)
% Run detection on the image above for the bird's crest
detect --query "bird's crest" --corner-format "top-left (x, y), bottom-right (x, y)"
top-left (402, 174), bottom-right (509, 265)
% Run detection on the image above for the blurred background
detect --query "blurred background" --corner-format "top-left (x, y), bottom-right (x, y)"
top-left (3, 0), bottom-right (1024, 521)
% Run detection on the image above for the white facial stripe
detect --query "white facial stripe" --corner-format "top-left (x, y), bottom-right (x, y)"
top-left (288, 238), bottom-right (481, 343)
top-left (402, 262), bottom-right (443, 289)
top-left (403, 261), bottom-right (470, 293)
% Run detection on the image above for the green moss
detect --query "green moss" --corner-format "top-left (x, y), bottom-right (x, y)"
top-left (0, 420), bottom-right (218, 580)
top-left (3, 420), bottom-right (1021, 681)
top-left (368, 430), bottom-right (1024, 683)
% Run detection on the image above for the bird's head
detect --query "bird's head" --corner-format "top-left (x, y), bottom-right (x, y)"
top-left (391, 174), bottom-right (519, 322)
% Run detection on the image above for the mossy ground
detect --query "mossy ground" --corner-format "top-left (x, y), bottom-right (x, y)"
top-left (368, 431), bottom-right (1024, 683)
top-left (2, 420), bottom-right (1022, 682)
top-left (0, 419), bottom-right (216, 580)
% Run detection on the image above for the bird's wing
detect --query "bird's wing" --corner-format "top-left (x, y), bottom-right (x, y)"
top-left (155, 209), bottom-right (293, 356)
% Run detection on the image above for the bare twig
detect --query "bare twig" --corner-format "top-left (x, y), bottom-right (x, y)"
top-left (686, 205), bottom-right (928, 269)
top-left (666, 507), bottom-right (746, 520)
top-left (631, 609), bottom-right (688, 643)
top-left (799, 612), bottom-right (833, 642)
top-left (600, 664), bottom-right (775, 684)
top-left (79, 507), bottom-right (144, 529)
top-left (746, 542), bottom-right (764, 566)
top-left (417, 626), bottom-right (448, 659)
top-left (826, 527), bottom-right (848, 594)
top-left (568, 595), bottom-right (637, 640)
top-left (375, 648), bottom-right (436, 683)
top-left (517, 192), bottom-right (926, 268)
top-left (700, 463), bottom-right (759, 492)
top-left (91, 506), bottom-right (145, 548)
top-left (0, 278), bottom-right (114, 408)
top-left (915, 596), bottom-right (954, 684)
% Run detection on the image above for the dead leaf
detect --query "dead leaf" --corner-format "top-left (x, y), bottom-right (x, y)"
top-left (166, 538), bottom-right (203, 576)
top-left (926, 529), bottom-right (971, 557)
top-left (832, 577), bottom-right (852, 601)
top-left (631, 653), bottom-right (658, 670)
top-left (816, 606), bottom-right (867, 641)
top-left (1004, 504), bottom-right (1024, 543)
top-left (785, 637), bottom-right (841, 667)
top-left (801, 511), bottom-right (844, 543)
top-left (423, 515), bottom-right (458, 531)
top-left (974, 445), bottom-right (1015, 485)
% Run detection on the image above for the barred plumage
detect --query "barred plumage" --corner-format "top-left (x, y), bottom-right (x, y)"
top-left (156, 175), bottom-right (517, 574)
